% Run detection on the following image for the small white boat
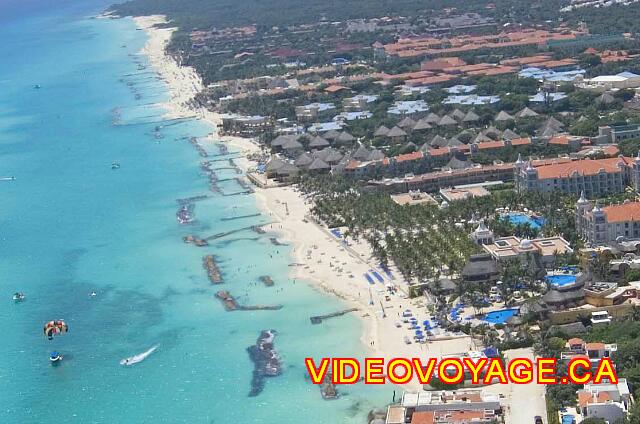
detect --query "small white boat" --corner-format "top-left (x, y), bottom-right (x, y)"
top-left (111, 161), bottom-right (120, 170)
top-left (12, 292), bottom-right (25, 302)
top-left (120, 345), bottom-right (158, 366)
top-left (50, 351), bottom-right (63, 363)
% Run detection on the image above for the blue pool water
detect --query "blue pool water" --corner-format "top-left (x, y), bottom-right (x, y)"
top-left (505, 213), bottom-right (545, 229)
top-left (547, 274), bottom-right (577, 286)
top-left (483, 308), bottom-right (519, 324)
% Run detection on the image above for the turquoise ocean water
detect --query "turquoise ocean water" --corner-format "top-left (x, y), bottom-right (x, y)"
top-left (0, 1), bottom-right (390, 422)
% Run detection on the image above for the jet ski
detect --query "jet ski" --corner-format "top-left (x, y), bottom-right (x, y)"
top-left (111, 161), bottom-right (120, 170)
top-left (12, 292), bottom-right (25, 302)
top-left (120, 345), bottom-right (158, 366)
top-left (50, 351), bottom-right (63, 363)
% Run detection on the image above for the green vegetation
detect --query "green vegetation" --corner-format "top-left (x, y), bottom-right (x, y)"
top-left (110, 0), bottom-right (490, 30)
top-left (539, 316), bottom-right (640, 424)
top-left (299, 175), bottom-right (579, 281)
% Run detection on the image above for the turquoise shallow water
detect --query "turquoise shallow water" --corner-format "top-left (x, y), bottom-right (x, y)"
top-left (0, 3), bottom-right (390, 422)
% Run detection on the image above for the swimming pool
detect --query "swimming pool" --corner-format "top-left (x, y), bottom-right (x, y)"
top-left (483, 308), bottom-right (518, 324)
top-left (505, 213), bottom-right (545, 230)
top-left (547, 274), bottom-right (577, 287)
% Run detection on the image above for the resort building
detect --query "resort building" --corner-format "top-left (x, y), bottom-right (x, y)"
top-left (584, 281), bottom-right (637, 307)
top-left (542, 272), bottom-right (588, 310)
top-left (342, 94), bottom-right (378, 111)
top-left (219, 113), bottom-right (273, 136)
top-left (597, 124), bottom-right (640, 143)
top-left (460, 253), bottom-right (500, 285)
top-left (575, 71), bottom-right (640, 90)
top-left (366, 163), bottom-right (515, 193)
top-left (386, 390), bottom-right (502, 424)
top-left (576, 197), bottom-right (640, 244)
top-left (482, 236), bottom-right (573, 268)
top-left (610, 254), bottom-right (640, 277)
top-left (390, 190), bottom-right (437, 206)
top-left (515, 155), bottom-right (640, 197)
top-left (576, 379), bottom-right (632, 424)
top-left (561, 338), bottom-right (618, 363)
top-left (295, 103), bottom-right (335, 121)
top-left (440, 185), bottom-right (490, 202)
top-left (470, 221), bottom-right (495, 246)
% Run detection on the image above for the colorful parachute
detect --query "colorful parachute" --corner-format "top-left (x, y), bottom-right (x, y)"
top-left (43, 320), bottom-right (68, 340)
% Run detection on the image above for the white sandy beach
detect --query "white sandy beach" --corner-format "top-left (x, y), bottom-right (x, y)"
top-left (134, 14), bottom-right (480, 391)
top-left (133, 15), bottom-right (256, 158)
top-left (130, 14), bottom-right (548, 420)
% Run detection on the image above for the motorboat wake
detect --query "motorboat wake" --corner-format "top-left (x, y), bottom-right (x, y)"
top-left (120, 345), bottom-right (158, 366)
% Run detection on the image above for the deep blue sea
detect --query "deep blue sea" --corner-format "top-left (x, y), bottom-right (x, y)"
top-left (0, 1), bottom-right (390, 422)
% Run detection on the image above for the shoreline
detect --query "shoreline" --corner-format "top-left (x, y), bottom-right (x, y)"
top-left (132, 15), bottom-right (261, 161)
top-left (132, 14), bottom-right (474, 390)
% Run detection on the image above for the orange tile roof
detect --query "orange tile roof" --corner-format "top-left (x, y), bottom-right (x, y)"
top-left (467, 66), bottom-right (517, 76)
top-left (427, 147), bottom-right (452, 157)
top-left (421, 57), bottom-right (467, 71)
top-left (384, 29), bottom-right (580, 57)
top-left (395, 151), bottom-right (424, 163)
top-left (603, 202), bottom-right (640, 223)
top-left (528, 59), bottom-right (577, 68)
top-left (411, 411), bottom-right (435, 424)
top-left (408, 163), bottom-right (513, 184)
top-left (549, 135), bottom-right (570, 145)
top-left (578, 390), bottom-right (611, 407)
top-left (568, 338), bottom-right (584, 345)
top-left (501, 55), bottom-right (553, 66)
top-left (437, 410), bottom-right (486, 422)
top-left (406, 74), bottom-right (457, 86)
top-left (478, 140), bottom-right (505, 150)
top-left (534, 157), bottom-right (632, 179)
top-left (510, 138), bottom-right (531, 146)
top-left (443, 63), bottom-right (494, 74)
top-left (586, 342), bottom-right (605, 350)
top-left (383, 70), bottom-right (435, 81)
top-left (603, 145), bottom-right (620, 156)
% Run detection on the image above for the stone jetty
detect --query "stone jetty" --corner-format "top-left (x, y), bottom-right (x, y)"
top-left (310, 308), bottom-right (358, 324)
top-left (247, 330), bottom-right (282, 397)
top-left (203, 255), bottom-right (222, 284)
top-left (215, 290), bottom-right (237, 311)
top-left (183, 235), bottom-right (208, 246)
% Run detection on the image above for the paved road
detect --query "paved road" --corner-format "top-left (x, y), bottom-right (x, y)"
top-left (504, 348), bottom-right (547, 424)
